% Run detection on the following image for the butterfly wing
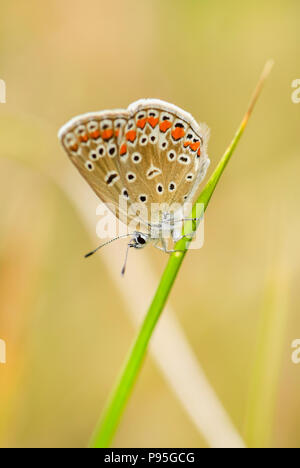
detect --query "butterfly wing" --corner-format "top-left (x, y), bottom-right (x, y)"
top-left (58, 99), bottom-right (210, 231)
top-left (114, 99), bottom-right (210, 222)
top-left (59, 110), bottom-right (132, 220)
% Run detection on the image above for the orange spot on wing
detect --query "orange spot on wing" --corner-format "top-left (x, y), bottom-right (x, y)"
top-left (159, 121), bottom-right (172, 133)
top-left (197, 147), bottom-right (201, 157)
top-left (190, 141), bottom-right (200, 152)
top-left (147, 117), bottom-right (159, 128)
top-left (115, 129), bottom-right (120, 137)
top-left (183, 141), bottom-right (190, 148)
top-left (90, 129), bottom-right (100, 140)
top-left (171, 127), bottom-right (185, 141)
top-left (137, 118), bottom-right (147, 129)
top-left (120, 143), bottom-right (127, 155)
top-left (79, 134), bottom-right (89, 143)
top-left (70, 143), bottom-right (78, 152)
top-left (102, 129), bottom-right (113, 140)
top-left (126, 130), bottom-right (137, 142)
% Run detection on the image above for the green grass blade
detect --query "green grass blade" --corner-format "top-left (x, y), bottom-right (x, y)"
top-left (90, 61), bottom-right (274, 448)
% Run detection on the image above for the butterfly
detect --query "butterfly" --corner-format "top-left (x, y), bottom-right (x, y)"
top-left (58, 99), bottom-right (210, 273)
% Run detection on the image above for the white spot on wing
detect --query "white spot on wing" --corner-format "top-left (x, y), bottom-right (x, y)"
top-left (85, 161), bottom-right (94, 171)
top-left (132, 152), bottom-right (142, 164)
top-left (146, 166), bottom-right (162, 180)
top-left (105, 171), bottom-right (120, 186)
top-left (126, 172), bottom-right (136, 183)
top-left (178, 154), bottom-right (191, 165)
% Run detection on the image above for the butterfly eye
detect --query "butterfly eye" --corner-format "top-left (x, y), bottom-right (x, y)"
top-left (137, 235), bottom-right (146, 245)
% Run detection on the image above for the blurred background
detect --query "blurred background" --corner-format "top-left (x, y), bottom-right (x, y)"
top-left (0, 0), bottom-right (299, 448)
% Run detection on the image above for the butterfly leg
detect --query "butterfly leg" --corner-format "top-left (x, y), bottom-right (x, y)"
top-left (172, 217), bottom-right (202, 231)
top-left (154, 245), bottom-right (186, 254)
top-left (153, 238), bottom-right (185, 254)
top-left (173, 217), bottom-right (203, 242)
top-left (175, 233), bottom-right (195, 242)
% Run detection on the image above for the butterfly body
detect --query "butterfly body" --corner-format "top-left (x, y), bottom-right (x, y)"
top-left (59, 99), bottom-right (210, 256)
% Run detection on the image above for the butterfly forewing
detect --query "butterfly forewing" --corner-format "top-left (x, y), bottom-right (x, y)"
top-left (59, 99), bottom-right (210, 231)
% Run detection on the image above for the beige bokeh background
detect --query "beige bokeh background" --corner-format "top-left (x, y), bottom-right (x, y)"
top-left (0, 0), bottom-right (299, 448)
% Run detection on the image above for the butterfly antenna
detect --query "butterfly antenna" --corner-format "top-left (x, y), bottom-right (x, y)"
top-left (84, 234), bottom-right (132, 258)
top-left (121, 243), bottom-right (133, 276)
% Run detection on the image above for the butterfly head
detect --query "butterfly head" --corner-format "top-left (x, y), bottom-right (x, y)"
top-left (130, 232), bottom-right (150, 249)
top-left (85, 231), bottom-right (150, 275)
top-left (120, 232), bottom-right (150, 275)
